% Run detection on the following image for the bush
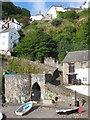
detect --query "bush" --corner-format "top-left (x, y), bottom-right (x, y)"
top-left (51, 18), bottom-right (62, 27)
top-left (32, 20), bottom-right (38, 25)
top-left (57, 10), bottom-right (79, 21)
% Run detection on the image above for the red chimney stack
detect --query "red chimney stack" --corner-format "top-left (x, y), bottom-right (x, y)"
top-left (11, 18), bottom-right (14, 22)
top-left (60, 4), bottom-right (62, 7)
top-left (8, 16), bottom-right (10, 21)
top-left (7, 22), bottom-right (9, 29)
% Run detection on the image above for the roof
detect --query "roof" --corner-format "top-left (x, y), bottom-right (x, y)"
top-left (63, 50), bottom-right (90, 63)
top-left (46, 4), bottom-right (63, 14)
top-left (0, 28), bottom-right (14, 33)
top-left (64, 7), bottom-right (81, 10)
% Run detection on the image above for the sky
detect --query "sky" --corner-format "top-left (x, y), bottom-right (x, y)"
top-left (11, 1), bottom-right (84, 16)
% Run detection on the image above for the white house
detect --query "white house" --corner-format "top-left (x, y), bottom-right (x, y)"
top-left (62, 50), bottom-right (90, 85)
top-left (82, 0), bottom-right (90, 10)
top-left (46, 4), bottom-right (66, 19)
top-left (0, 17), bottom-right (22, 32)
top-left (30, 11), bottom-right (44, 21)
top-left (0, 27), bottom-right (20, 55)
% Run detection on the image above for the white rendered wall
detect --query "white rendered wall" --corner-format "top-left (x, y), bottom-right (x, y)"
top-left (47, 6), bottom-right (57, 19)
top-left (47, 6), bottom-right (65, 19)
top-left (56, 6), bottom-right (65, 12)
top-left (0, 32), bottom-right (9, 50)
top-left (75, 68), bottom-right (90, 84)
top-left (82, 0), bottom-right (90, 9)
top-left (31, 15), bottom-right (43, 21)
top-left (0, 28), bottom-right (20, 51)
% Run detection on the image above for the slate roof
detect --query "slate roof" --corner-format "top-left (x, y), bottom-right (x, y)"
top-left (64, 7), bottom-right (81, 10)
top-left (0, 28), bottom-right (13, 33)
top-left (63, 50), bottom-right (90, 63)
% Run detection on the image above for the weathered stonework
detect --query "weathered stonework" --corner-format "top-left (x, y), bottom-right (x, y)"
top-left (63, 61), bottom-right (90, 84)
top-left (31, 74), bottom-right (45, 100)
top-left (63, 63), bottom-right (69, 84)
top-left (5, 74), bottom-right (46, 104)
top-left (5, 74), bottom-right (31, 103)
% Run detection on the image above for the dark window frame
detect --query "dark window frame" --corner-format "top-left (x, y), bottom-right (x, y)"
top-left (69, 63), bottom-right (75, 73)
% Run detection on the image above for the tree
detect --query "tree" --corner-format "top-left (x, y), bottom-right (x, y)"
top-left (14, 28), bottom-right (57, 62)
top-left (22, 16), bottom-right (30, 27)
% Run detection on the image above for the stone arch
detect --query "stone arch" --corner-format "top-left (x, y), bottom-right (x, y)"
top-left (31, 82), bottom-right (41, 101)
top-left (31, 74), bottom-right (45, 101)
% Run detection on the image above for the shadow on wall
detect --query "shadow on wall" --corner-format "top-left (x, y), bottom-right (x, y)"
top-left (2, 113), bottom-right (7, 120)
top-left (45, 74), bottom-right (60, 86)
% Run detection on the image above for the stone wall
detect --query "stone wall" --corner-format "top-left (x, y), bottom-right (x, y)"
top-left (5, 74), bottom-right (46, 104)
top-left (44, 57), bottom-right (62, 70)
top-left (63, 63), bottom-right (69, 84)
top-left (5, 74), bottom-right (31, 104)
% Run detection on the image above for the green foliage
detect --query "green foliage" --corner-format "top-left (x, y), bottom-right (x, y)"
top-left (14, 28), bottom-right (57, 62)
top-left (71, 20), bottom-right (88, 51)
top-left (51, 18), bottom-right (62, 27)
top-left (2, 2), bottom-right (30, 21)
top-left (12, 9), bottom-right (89, 63)
top-left (32, 20), bottom-right (38, 25)
top-left (18, 30), bottom-right (25, 39)
top-left (78, 8), bottom-right (90, 18)
top-left (22, 16), bottom-right (30, 27)
top-left (57, 10), bottom-right (79, 21)
top-left (7, 58), bottom-right (41, 74)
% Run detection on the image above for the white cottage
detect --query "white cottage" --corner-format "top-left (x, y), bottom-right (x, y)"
top-left (0, 17), bottom-right (22, 31)
top-left (0, 27), bottom-right (20, 55)
top-left (30, 11), bottom-right (44, 21)
top-left (46, 4), bottom-right (66, 19)
top-left (82, 0), bottom-right (90, 10)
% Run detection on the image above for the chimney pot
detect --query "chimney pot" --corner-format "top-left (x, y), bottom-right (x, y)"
top-left (39, 10), bottom-right (41, 15)
top-left (11, 18), bottom-right (14, 22)
top-left (8, 16), bottom-right (10, 21)
top-left (7, 22), bottom-right (9, 29)
top-left (60, 4), bottom-right (62, 7)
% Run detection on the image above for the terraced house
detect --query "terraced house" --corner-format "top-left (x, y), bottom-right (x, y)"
top-left (0, 17), bottom-right (21, 55)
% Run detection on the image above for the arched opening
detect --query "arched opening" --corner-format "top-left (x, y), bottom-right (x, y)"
top-left (31, 82), bottom-right (41, 101)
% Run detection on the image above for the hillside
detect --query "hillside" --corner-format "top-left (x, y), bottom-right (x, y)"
top-left (13, 9), bottom-right (89, 63)
top-left (2, 2), bottom-right (30, 24)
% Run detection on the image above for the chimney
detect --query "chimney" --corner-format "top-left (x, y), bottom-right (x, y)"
top-left (80, 6), bottom-right (82, 9)
top-left (60, 4), bottom-right (62, 7)
top-left (8, 16), bottom-right (10, 21)
top-left (7, 22), bottom-right (9, 29)
top-left (11, 18), bottom-right (14, 22)
top-left (39, 10), bottom-right (41, 15)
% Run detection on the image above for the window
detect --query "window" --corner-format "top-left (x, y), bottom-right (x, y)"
top-left (69, 63), bottom-right (75, 73)
top-left (11, 36), bottom-right (12, 39)
top-left (3, 42), bottom-right (5, 45)
top-left (3, 36), bottom-right (5, 39)
top-left (81, 61), bottom-right (86, 68)
top-left (83, 77), bottom-right (87, 81)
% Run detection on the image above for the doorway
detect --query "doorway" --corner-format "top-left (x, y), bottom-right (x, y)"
top-left (68, 74), bottom-right (76, 84)
top-left (31, 82), bottom-right (41, 101)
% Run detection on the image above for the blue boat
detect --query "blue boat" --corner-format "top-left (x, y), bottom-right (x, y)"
top-left (15, 101), bottom-right (32, 116)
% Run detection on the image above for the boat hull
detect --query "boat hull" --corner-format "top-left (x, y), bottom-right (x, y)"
top-left (56, 107), bottom-right (79, 114)
top-left (15, 101), bottom-right (32, 116)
